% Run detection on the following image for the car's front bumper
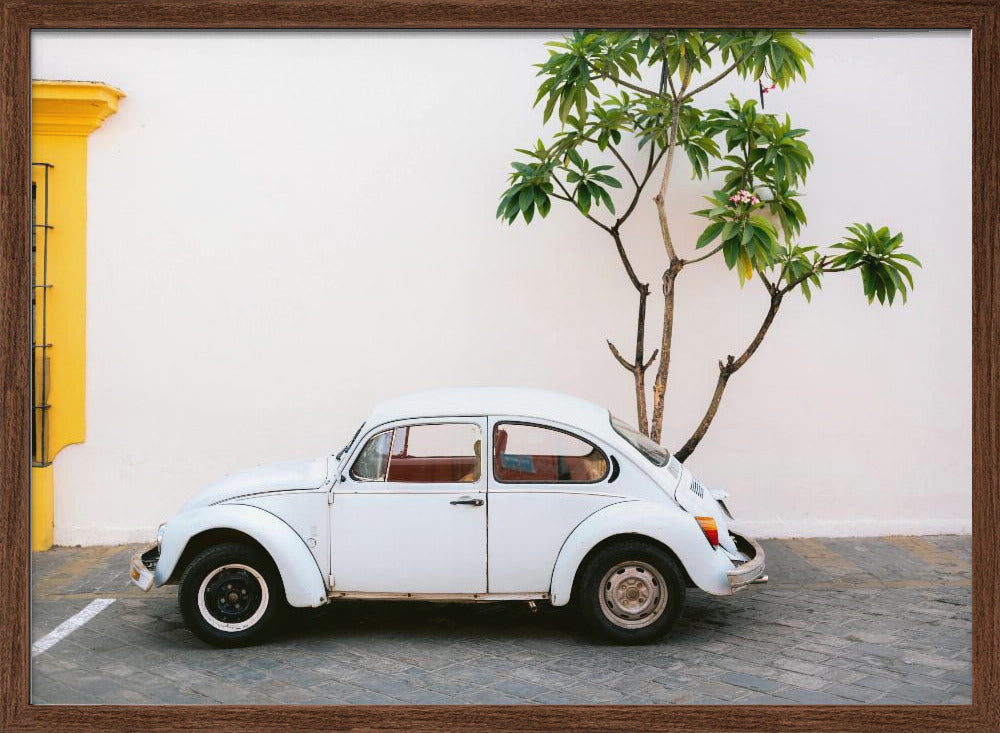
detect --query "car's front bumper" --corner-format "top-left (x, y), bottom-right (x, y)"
top-left (726, 532), bottom-right (767, 591)
top-left (129, 544), bottom-right (160, 592)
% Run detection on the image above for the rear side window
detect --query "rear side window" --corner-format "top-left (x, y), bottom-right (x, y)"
top-left (610, 415), bottom-right (670, 467)
top-left (493, 423), bottom-right (608, 483)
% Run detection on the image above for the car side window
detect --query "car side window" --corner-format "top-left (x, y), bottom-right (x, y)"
top-left (493, 422), bottom-right (609, 483)
top-left (385, 423), bottom-right (482, 484)
top-left (350, 430), bottom-right (393, 481)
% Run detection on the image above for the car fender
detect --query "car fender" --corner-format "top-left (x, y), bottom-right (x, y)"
top-left (548, 499), bottom-right (735, 605)
top-left (154, 504), bottom-right (328, 608)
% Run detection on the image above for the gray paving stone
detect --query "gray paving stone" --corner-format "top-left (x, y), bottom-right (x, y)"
top-left (489, 676), bottom-right (551, 700)
top-left (718, 672), bottom-right (783, 694)
top-left (741, 692), bottom-right (796, 704)
top-left (464, 688), bottom-right (530, 704)
top-left (772, 670), bottom-right (829, 691)
top-left (775, 687), bottom-right (857, 704)
top-left (889, 683), bottom-right (957, 704)
top-left (852, 674), bottom-right (901, 692)
top-left (821, 682), bottom-right (884, 703)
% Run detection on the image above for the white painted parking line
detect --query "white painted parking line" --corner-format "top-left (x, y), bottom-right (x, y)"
top-left (32, 598), bottom-right (115, 657)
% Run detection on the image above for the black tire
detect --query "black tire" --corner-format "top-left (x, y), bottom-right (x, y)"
top-left (574, 539), bottom-right (685, 644)
top-left (178, 542), bottom-right (284, 648)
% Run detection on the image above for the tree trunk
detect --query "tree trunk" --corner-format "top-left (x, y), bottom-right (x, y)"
top-left (633, 286), bottom-right (650, 434)
top-left (649, 262), bottom-right (681, 443)
top-left (648, 100), bottom-right (684, 444)
top-left (606, 230), bottom-right (654, 434)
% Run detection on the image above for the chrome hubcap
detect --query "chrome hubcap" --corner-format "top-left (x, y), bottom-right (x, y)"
top-left (599, 560), bottom-right (667, 629)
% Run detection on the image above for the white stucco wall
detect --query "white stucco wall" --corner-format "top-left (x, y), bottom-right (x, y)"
top-left (31, 30), bottom-right (971, 545)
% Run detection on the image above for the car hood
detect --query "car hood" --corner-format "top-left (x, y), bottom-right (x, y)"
top-left (179, 457), bottom-right (330, 512)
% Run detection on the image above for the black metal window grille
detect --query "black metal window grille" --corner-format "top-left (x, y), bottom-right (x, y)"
top-left (32, 162), bottom-right (53, 467)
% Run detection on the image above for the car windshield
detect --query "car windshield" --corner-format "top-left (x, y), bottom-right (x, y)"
top-left (610, 415), bottom-right (670, 467)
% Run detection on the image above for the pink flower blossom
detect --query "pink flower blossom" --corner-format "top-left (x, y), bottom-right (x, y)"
top-left (729, 189), bottom-right (760, 206)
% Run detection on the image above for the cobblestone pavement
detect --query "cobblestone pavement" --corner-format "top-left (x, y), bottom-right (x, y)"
top-left (31, 535), bottom-right (971, 705)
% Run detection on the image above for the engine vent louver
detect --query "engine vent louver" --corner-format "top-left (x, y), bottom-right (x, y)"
top-left (690, 480), bottom-right (705, 498)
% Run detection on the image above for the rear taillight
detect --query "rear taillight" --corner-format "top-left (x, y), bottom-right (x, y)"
top-left (695, 516), bottom-right (719, 547)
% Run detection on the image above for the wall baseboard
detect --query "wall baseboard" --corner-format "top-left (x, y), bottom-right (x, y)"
top-left (733, 518), bottom-right (971, 539)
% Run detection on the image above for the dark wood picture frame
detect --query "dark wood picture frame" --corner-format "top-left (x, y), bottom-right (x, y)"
top-left (1, 2), bottom-right (996, 731)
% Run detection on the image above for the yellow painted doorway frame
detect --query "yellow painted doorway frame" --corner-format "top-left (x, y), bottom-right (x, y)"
top-left (31, 80), bottom-right (124, 551)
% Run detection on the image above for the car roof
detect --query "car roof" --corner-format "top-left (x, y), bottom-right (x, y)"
top-left (365, 387), bottom-right (612, 434)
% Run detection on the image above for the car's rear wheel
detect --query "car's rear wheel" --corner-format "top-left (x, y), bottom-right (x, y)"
top-left (178, 542), bottom-right (283, 647)
top-left (575, 539), bottom-right (685, 644)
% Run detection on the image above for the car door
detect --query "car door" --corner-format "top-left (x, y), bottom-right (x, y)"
top-left (330, 417), bottom-right (487, 594)
top-left (486, 417), bottom-right (629, 594)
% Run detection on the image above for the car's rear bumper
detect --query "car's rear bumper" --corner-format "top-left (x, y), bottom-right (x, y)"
top-left (129, 544), bottom-right (159, 592)
top-left (727, 532), bottom-right (767, 591)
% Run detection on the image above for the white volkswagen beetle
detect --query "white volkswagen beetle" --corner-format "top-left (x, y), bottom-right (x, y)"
top-left (130, 388), bottom-right (766, 647)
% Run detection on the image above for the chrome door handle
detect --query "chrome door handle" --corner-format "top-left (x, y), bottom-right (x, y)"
top-left (450, 497), bottom-right (484, 506)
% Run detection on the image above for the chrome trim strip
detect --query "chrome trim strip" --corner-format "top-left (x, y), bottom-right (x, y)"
top-left (327, 591), bottom-right (549, 602)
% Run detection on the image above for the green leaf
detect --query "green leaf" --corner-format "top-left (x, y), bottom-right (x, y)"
top-left (518, 188), bottom-right (534, 211)
top-left (696, 222), bottom-right (725, 249)
top-left (720, 220), bottom-right (738, 243)
top-left (595, 185), bottom-right (616, 213)
top-left (892, 252), bottom-right (922, 267)
top-left (723, 240), bottom-right (739, 269)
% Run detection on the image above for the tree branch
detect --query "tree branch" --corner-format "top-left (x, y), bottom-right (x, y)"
top-left (675, 292), bottom-right (785, 460)
top-left (779, 256), bottom-right (829, 295)
top-left (607, 340), bottom-right (635, 370)
top-left (731, 293), bottom-right (783, 371)
top-left (683, 241), bottom-right (725, 265)
top-left (759, 270), bottom-right (777, 295)
top-left (701, 40), bottom-right (721, 58)
top-left (610, 232), bottom-right (646, 293)
top-left (681, 48), bottom-right (755, 101)
top-left (642, 349), bottom-right (660, 371)
top-left (660, 43), bottom-right (678, 100)
top-left (653, 103), bottom-right (682, 261)
top-left (632, 282), bottom-right (653, 434)
top-left (580, 135), bottom-right (639, 188)
top-left (550, 180), bottom-right (614, 234)
top-left (585, 59), bottom-right (665, 99)
top-left (609, 279), bottom-right (655, 435)
top-left (615, 143), bottom-right (669, 227)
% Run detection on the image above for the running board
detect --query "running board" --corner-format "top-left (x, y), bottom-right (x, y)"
top-left (327, 590), bottom-right (550, 602)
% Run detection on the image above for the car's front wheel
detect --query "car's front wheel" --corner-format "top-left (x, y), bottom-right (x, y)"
top-left (575, 539), bottom-right (685, 644)
top-left (178, 542), bottom-right (284, 647)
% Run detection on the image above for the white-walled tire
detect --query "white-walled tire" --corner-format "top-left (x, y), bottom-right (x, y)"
top-left (575, 539), bottom-right (685, 644)
top-left (179, 543), bottom-right (284, 647)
